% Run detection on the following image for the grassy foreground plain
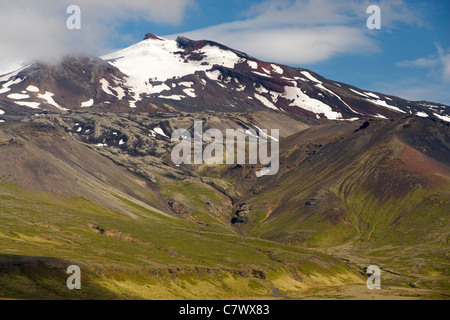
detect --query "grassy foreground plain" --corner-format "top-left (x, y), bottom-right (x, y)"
top-left (0, 180), bottom-right (365, 299)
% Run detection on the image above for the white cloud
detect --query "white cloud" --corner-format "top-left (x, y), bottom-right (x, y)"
top-left (396, 44), bottom-right (450, 83)
top-left (437, 45), bottom-right (450, 82)
top-left (0, 0), bottom-right (193, 74)
top-left (166, 0), bottom-right (419, 65)
top-left (243, 0), bottom-right (419, 29)
top-left (396, 58), bottom-right (440, 68)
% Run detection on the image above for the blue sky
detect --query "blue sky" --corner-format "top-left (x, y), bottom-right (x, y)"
top-left (1, 0), bottom-right (449, 104)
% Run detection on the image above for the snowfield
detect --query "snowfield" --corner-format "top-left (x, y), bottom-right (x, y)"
top-left (102, 36), bottom-right (243, 102)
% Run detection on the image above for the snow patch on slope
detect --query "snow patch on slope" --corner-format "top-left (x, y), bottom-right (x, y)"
top-left (26, 85), bottom-right (39, 93)
top-left (367, 99), bottom-right (406, 113)
top-left (415, 112), bottom-right (428, 117)
top-left (7, 93), bottom-right (29, 100)
top-left (271, 64), bottom-right (283, 74)
top-left (159, 94), bottom-right (185, 100)
top-left (284, 86), bottom-right (342, 119)
top-left (349, 88), bottom-right (368, 97)
top-left (183, 88), bottom-right (197, 98)
top-left (38, 91), bottom-right (67, 110)
top-left (247, 61), bottom-right (258, 69)
top-left (433, 113), bottom-right (450, 122)
top-left (254, 94), bottom-right (278, 110)
top-left (300, 71), bottom-right (321, 83)
top-left (100, 78), bottom-right (126, 100)
top-left (153, 127), bottom-right (168, 138)
top-left (81, 99), bottom-right (94, 108)
top-left (0, 78), bottom-right (24, 94)
top-left (364, 91), bottom-right (380, 99)
top-left (14, 101), bottom-right (40, 109)
top-left (252, 71), bottom-right (271, 78)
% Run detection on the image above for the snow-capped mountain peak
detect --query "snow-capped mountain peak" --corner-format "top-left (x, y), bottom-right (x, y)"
top-left (101, 35), bottom-right (245, 105)
top-left (0, 33), bottom-right (448, 122)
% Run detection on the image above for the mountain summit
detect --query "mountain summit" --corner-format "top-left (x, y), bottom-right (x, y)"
top-left (0, 33), bottom-right (448, 122)
top-left (143, 32), bottom-right (165, 41)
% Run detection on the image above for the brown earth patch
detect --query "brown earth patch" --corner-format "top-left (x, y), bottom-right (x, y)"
top-left (399, 141), bottom-right (450, 182)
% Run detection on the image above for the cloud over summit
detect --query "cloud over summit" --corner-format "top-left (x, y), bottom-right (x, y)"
top-left (0, 0), bottom-right (193, 73)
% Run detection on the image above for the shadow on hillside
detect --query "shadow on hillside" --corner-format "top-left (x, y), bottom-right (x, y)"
top-left (0, 254), bottom-right (122, 300)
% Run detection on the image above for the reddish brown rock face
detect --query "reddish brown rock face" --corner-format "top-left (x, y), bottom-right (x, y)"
top-left (144, 33), bottom-right (164, 41)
